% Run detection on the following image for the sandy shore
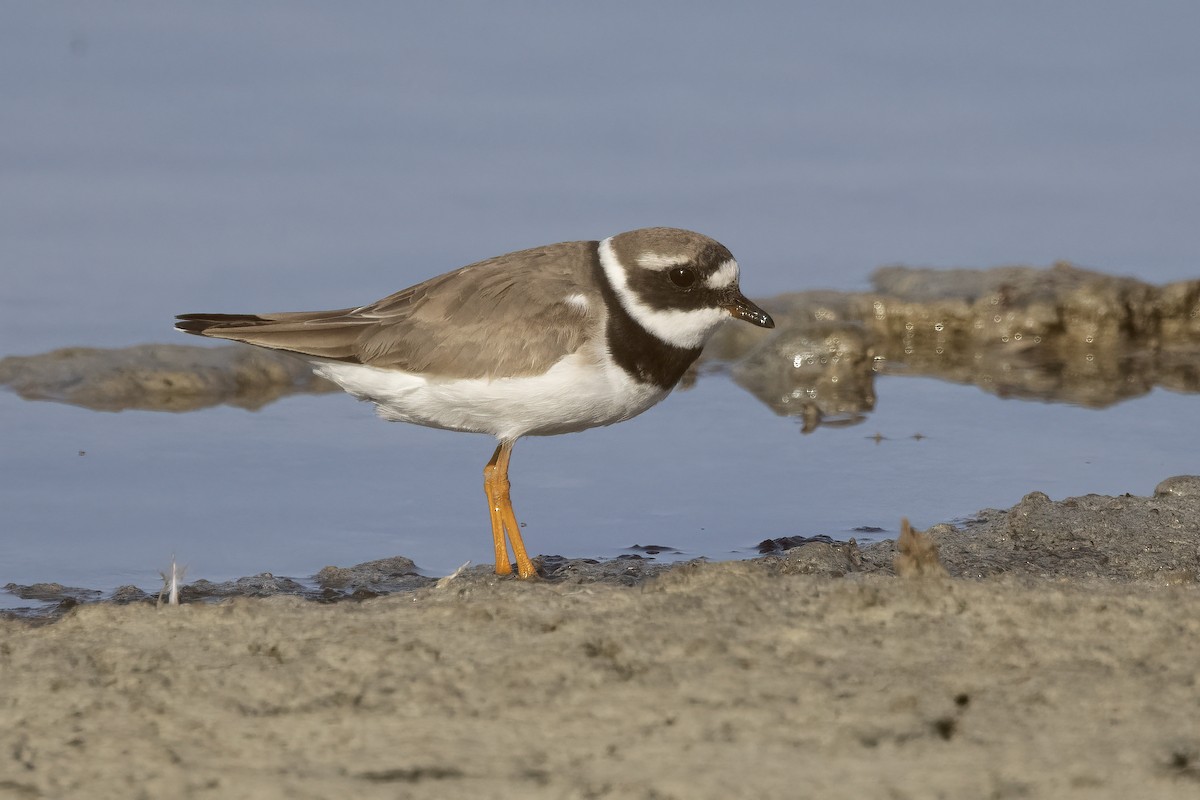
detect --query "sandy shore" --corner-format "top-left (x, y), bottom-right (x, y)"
top-left (4, 481), bottom-right (1200, 799)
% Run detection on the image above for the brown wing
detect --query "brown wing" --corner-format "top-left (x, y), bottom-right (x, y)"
top-left (176, 240), bottom-right (603, 380)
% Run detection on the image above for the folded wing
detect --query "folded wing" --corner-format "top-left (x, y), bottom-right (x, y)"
top-left (176, 241), bottom-right (602, 380)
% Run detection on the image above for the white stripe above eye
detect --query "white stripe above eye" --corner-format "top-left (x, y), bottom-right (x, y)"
top-left (637, 252), bottom-right (689, 269)
top-left (599, 238), bottom-right (729, 350)
top-left (703, 259), bottom-right (740, 290)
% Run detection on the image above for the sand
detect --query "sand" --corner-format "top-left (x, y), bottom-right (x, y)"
top-left (4, 483), bottom-right (1200, 799)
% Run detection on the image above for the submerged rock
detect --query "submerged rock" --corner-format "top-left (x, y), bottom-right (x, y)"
top-left (0, 343), bottom-right (334, 412)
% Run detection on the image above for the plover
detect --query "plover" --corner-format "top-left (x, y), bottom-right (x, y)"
top-left (177, 227), bottom-right (774, 578)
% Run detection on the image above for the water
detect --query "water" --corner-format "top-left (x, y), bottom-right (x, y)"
top-left (3, 2), bottom-right (1199, 595)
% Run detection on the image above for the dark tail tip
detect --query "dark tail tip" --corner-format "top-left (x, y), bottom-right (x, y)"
top-left (174, 313), bottom-right (264, 336)
top-left (175, 315), bottom-right (212, 335)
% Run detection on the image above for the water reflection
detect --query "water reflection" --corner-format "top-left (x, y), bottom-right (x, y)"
top-left (2, 264), bottom-right (1199, 428)
top-left (732, 322), bottom-right (877, 433)
top-left (722, 262), bottom-right (1200, 430)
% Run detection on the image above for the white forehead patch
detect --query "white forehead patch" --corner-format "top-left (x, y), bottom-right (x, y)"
top-left (564, 293), bottom-right (590, 310)
top-left (704, 259), bottom-right (740, 290)
top-left (599, 238), bottom-right (729, 350)
top-left (637, 252), bottom-right (689, 269)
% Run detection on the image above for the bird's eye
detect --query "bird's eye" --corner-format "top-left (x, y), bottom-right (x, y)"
top-left (669, 267), bottom-right (698, 289)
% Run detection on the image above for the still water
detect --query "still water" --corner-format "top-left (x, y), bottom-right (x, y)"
top-left (3, 362), bottom-right (1197, 596)
top-left (3, 3), bottom-right (1199, 596)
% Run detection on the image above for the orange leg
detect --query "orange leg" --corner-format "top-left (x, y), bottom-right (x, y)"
top-left (483, 444), bottom-right (511, 575)
top-left (483, 440), bottom-right (537, 579)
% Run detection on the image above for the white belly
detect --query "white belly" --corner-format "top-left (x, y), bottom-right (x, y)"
top-left (311, 350), bottom-right (669, 441)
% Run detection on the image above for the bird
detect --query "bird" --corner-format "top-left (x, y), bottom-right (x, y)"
top-left (176, 227), bottom-right (774, 579)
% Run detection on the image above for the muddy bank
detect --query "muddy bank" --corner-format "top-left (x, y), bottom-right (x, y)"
top-left (3, 480), bottom-right (1200, 798)
top-left (6, 475), bottom-right (1199, 622)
